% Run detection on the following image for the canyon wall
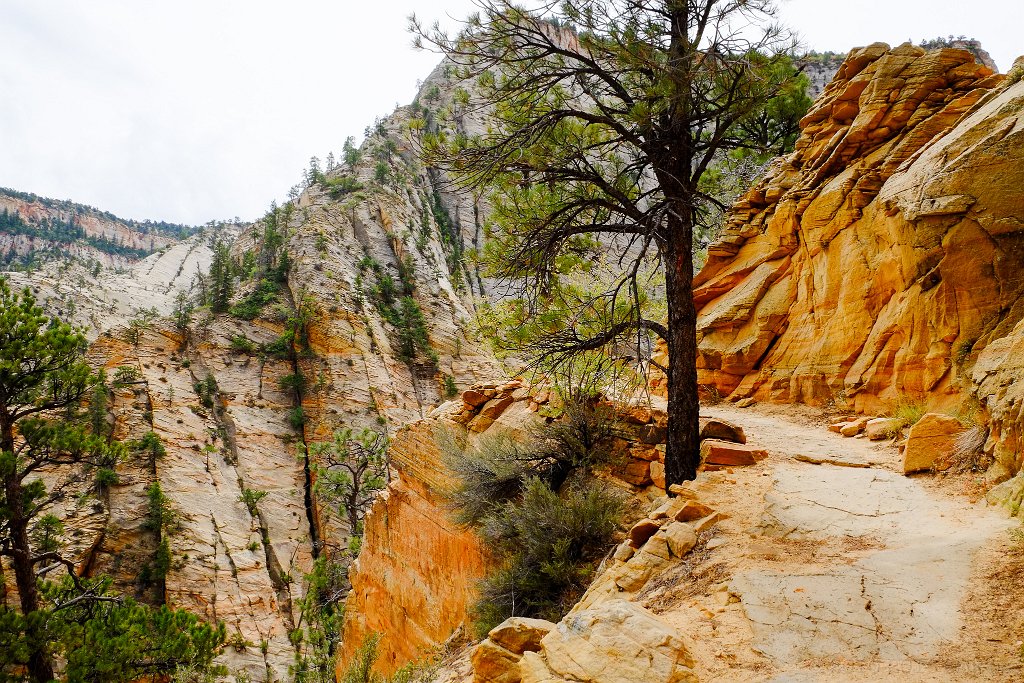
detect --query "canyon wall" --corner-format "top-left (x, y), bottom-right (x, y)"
top-left (4, 76), bottom-right (506, 680)
top-left (693, 45), bottom-right (1023, 431)
top-left (0, 188), bottom-right (192, 268)
top-left (339, 380), bottom-right (700, 675)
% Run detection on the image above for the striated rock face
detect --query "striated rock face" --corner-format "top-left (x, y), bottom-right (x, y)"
top-left (972, 317), bottom-right (1024, 480)
top-left (693, 44), bottom-right (1023, 420)
top-left (341, 380), bottom-right (769, 676)
top-left (3, 228), bottom-right (231, 340)
top-left (87, 319), bottom-right (315, 679)
top-left (339, 415), bottom-right (491, 673)
top-left (0, 187), bottom-right (195, 268)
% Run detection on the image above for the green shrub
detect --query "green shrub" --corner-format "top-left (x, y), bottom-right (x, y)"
top-left (134, 431), bottom-right (166, 459)
top-left (239, 488), bottom-right (268, 516)
top-left (442, 431), bottom-right (534, 526)
top-left (472, 477), bottom-right (622, 635)
top-left (287, 406), bottom-right (306, 430)
top-left (339, 633), bottom-right (382, 683)
top-left (262, 331), bottom-right (295, 359)
top-left (194, 374), bottom-right (218, 409)
top-left (443, 407), bottom-right (624, 635)
top-left (442, 374), bottom-right (458, 399)
top-left (229, 334), bottom-right (257, 354)
top-left (885, 396), bottom-right (929, 437)
top-left (231, 278), bottom-right (279, 320)
top-left (111, 365), bottom-right (142, 387)
top-left (142, 482), bottom-right (179, 535)
top-left (279, 372), bottom-right (307, 394)
top-left (95, 467), bottom-right (120, 489)
top-left (325, 175), bottom-right (364, 199)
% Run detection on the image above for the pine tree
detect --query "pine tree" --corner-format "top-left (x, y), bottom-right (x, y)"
top-left (414, 0), bottom-right (800, 487)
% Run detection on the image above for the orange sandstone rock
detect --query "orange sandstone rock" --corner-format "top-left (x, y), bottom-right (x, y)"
top-left (692, 44), bottom-right (1023, 424)
top-left (700, 439), bottom-right (768, 466)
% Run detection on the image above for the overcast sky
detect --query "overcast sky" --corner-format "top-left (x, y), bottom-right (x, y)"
top-left (0, 1), bottom-right (1017, 226)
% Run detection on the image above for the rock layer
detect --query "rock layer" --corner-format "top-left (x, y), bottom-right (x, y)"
top-left (694, 45), bottom-right (1024, 424)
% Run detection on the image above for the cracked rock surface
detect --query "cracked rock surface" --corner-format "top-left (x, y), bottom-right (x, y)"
top-left (735, 463), bottom-right (1009, 665)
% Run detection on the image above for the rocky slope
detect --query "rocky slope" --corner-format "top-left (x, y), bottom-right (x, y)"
top-left (3, 227), bottom-right (231, 339)
top-left (7, 73), bottom-right (506, 679)
top-left (6, 34), bottom-right (1024, 683)
top-left (692, 45), bottom-right (1023, 444)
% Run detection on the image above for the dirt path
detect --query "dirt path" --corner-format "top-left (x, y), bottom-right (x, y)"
top-left (649, 404), bottom-right (1021, 682)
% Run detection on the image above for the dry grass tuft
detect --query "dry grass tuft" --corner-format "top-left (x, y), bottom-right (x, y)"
top-left (640, 530), bottom-right (730, 614)
top-left (937, 425), bottom-right (991, 473)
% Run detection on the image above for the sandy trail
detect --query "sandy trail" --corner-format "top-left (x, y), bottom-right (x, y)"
top-left (648, 403), bottom-right (1021, 682)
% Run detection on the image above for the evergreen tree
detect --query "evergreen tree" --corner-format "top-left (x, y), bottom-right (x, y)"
top-left (414, 0), bottom-right (800, 487)
top-left (0, 279), bottom-right (224, 681)
top-left (207, 241), bottom-right (233, 313)
top-left (0, 279), bottom-right (100, 680)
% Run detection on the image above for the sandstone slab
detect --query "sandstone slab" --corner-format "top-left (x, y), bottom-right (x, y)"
top-left (472, 640), bottom-right (523, 683)
top-left (865, 417), bottom-right (900, 440)
top-left (700, 439), bottom-right (767, 466)
top-left (699, 417), bottom-right (747, 444)
top-left (902, 412), bottom-right (963, 474)
top-left (738, 462), bottom-right (1011, 665)
top-left (526, 600), bottom-right (697, 683)
top-left (489, 618), bottom-right (556, 656)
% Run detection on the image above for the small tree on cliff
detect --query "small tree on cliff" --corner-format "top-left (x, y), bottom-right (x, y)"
top-left (413, 0), bottom-right (799, 487)
top-left (308, 428), bottom-right (389, 550)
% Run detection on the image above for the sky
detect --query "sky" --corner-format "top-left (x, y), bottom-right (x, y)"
top-left (0, 0), bottom-right (1017, 226)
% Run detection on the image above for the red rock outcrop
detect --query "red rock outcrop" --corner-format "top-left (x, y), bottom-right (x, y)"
top-left (693, 44), bottom-right (1024, 421)
top-left (339, 382), bottom-right (767, 675)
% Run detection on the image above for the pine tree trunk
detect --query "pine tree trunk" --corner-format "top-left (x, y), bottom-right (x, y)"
top-left (662, 220), bottom-right (701, 489)
top-left (2, 417), bottom-right (56, 682)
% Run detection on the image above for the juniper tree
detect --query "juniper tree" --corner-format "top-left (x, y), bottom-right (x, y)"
top-left (413, 0), bottom-right (800, 487)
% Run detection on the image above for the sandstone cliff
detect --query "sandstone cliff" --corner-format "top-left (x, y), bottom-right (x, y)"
top-left (692, 45), bottom-right (1022, 432)
top-left (7, 75), bottom-right (506, 678)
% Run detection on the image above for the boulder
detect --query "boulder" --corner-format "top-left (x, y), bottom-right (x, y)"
top-left (650, 460), bottom-right (666, 489)
top-left (531, 600), bottom-right (698, 683)
top-left (700, 439), bottom-right (767, 466)
top-left (481, 395), bottom-right (515, 420)
top-left (489, 617), bottom-right (556, 655)
top-left (865, 417), bottom-right (901, 440)
top-left (612, 540), bottom-right (635, 562)
top-left (699, 417), bottom-right (747, 444)
top-left (663, 522), bottom-right (698, 558)
top-left (463, 389), bottom-right (490, 408)
top-left (472, 639), bottom-right (523, 683)
top-left (642, 531), bottom-right (671, 560)
top-left (839, 418), bottom-right (869, 437)
top-left (639, 423), bottom-right (668, 444)
top-left (614, 458), bottom-right (653, 487)
top-left (902, 413), bottom-right (963, 474)
top-left (614, 550), bottom-right (669, 592)
top-left (628, 519), bottom-right (662, 548)
top-left (691, 512), bottom-right (723, 534)
top-left (673, 500), bottom-right (715, 522)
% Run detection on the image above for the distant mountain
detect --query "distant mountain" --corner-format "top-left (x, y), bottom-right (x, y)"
top-left (0, 186), bottom-right (239, 338)
top-left (0, 186), bottom-right (201, 271)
